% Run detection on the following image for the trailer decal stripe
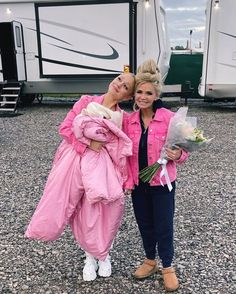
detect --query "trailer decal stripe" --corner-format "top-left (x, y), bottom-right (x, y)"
top-left (19, 17), bottom-right (126, 45)
top-left (48, 43), bottom-right (119, 60)
top-left (27, 28), bottom-right (72, 45)
top-left (218, 31), bottom-right (236, 39)
top-left (36, 56), bottom-right (121, 73)
top-left (217, 62), bottom-right (236, 69)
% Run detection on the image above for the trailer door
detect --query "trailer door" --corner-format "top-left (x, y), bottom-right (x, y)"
top-left (0, 21), bottom-right (26, 82)
top-left (0, 57), bottom-right (3, 82)
top-left (12, 21), bottom-right (26, 81)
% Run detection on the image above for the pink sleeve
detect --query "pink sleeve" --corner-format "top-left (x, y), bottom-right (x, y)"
top-left (59, 95), bottom-right (93, 155)
top-left (123, 157), bottom-right (135, 190)
top-left (175, 149), bottom-right (189, 164)
top-left (122, 112), bottom-right (134, 189)
top-left (122, 111), bottom-right (130, 132)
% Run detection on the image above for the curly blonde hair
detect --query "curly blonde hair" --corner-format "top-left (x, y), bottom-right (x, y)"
top-left (135, 59), bottom-right (162, 96)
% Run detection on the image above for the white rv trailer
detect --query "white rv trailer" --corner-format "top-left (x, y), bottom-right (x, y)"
top-left (0, 0), bottom-right (170, 105)
top-left (199, 0), bottom-right (236, 100)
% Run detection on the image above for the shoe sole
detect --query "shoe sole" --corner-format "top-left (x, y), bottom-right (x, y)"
top-left (83, 276), bottom-right (97, 282)
top-left (97, 272), bottom-right (112, 277)
top-left (164, 285), bottom-right (179, 292)
top-left (132, 267), bottom-right (159, 279)
top-left (98, 268), bottom-right (112, 277)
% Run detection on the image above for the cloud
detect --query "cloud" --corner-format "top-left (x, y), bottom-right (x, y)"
top-left (162, 0), bottom-right (207, 47)
top-left (194, 26), bottom-right (205, 32)
top-left (166, 6), bottom-right (205, 12)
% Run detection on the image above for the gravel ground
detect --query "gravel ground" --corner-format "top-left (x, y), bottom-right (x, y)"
top-left (0, 99), bottom-right (235, 294)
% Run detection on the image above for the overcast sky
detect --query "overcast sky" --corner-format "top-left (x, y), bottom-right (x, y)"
top-left (162, 0), bottom-right (208, 49)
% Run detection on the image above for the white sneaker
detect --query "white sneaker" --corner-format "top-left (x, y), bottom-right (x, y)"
top-left (98, 255), bottom-right (112, 277)
top-left (82, 255), bottom-right (98, 281)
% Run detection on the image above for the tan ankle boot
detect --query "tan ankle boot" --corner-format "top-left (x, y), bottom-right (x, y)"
top-left (133, 259), bottom-right (158, 279)
top-left (162, 267), bottom-right (179, 292)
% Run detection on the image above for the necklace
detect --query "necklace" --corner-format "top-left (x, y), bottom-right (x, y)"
top-left (143, 128), bottom-right (148, 134)
top-left (140, 117), bottom-right (148, 134)
top-left (140, 113), bottom-right (154, 134)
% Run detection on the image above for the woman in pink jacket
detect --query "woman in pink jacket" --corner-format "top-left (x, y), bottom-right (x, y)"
top-left (25, 72), bottom-right (135, 282)
top-left (123, 60), bottom-right (189, 292)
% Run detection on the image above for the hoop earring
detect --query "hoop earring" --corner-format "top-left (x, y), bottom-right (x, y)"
top-left (133, 102), bottom-right (139, 111)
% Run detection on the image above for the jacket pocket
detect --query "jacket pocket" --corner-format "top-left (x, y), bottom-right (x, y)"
top-left (154, 133), bottom-right (166, 150)
top-left (128, 132), bottom-right (139, 153)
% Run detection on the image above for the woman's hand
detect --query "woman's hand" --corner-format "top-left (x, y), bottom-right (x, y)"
top-left (165, 146), bottom-right (182, 161)
top-left (89, 140), bottom-right (104, 152)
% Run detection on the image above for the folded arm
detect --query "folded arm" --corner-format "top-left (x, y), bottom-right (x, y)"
top-left (59, 95), bottom-right (93, 155)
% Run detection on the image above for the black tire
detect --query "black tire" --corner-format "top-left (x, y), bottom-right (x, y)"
top-left (19, 94), bottom-right (36, 106)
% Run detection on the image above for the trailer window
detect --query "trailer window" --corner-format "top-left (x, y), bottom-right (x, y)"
top-left (15, 26), bottom-right (21, 48)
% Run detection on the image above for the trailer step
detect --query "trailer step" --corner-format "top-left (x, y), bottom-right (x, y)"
top-left (0, 108), bottom-right (17, 112)
top-left (0, 101), bottom-right (17, 105)
top-left (0, 81), bottom-right (23, 112)
top-left (3, 87), bottom-right (21, 90)
top-left (1, 94), bottom-right (19, 97)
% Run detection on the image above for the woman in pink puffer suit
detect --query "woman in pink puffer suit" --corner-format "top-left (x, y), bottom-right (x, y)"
top-left (25, 72), bottom-right (135, 282)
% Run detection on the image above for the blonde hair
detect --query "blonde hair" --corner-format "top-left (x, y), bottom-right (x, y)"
top-left (135, 59), bottom-right (162, 96)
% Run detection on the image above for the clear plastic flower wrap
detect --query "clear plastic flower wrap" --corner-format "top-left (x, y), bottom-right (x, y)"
top-left (139, 107), bottom-right (212, 185)
top-left (161, 107), bottom-right (210, 153)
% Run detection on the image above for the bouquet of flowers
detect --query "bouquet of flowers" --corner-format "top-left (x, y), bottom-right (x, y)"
top-left (139, 107), bottom-right (212, 185)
